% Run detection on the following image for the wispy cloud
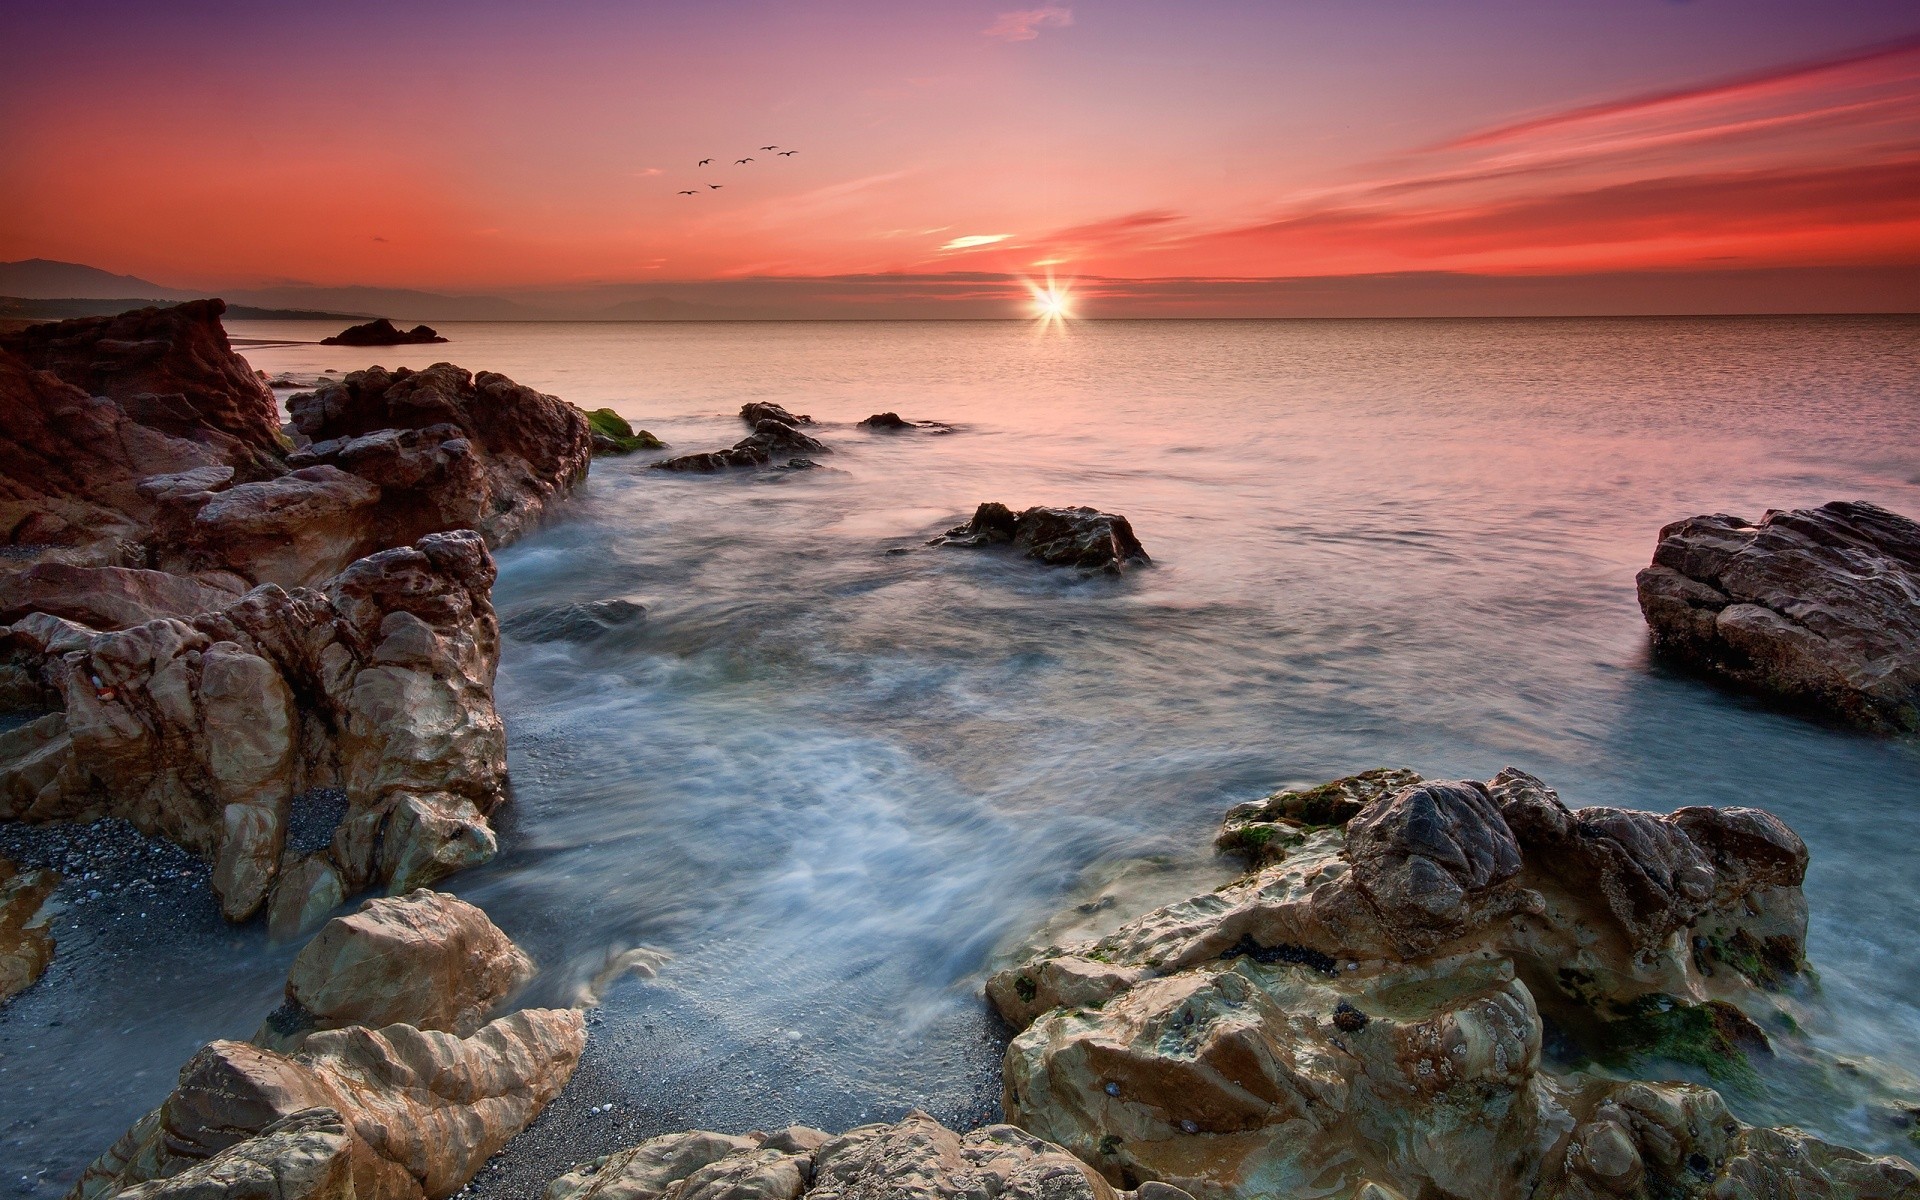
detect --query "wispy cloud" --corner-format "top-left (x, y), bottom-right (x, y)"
top-left (983, 6), bottom-right (1073, 43)
top-left (940, 233), bottom-right (1013, 250)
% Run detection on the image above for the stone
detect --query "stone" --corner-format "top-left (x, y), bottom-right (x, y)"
top-left (739, 402), bottom-right (812, 427)
top-left (0, 856), bottom-right (58, 1004)
top-left (581, 407), bottom-right (664, 454)
top-left (0, 564), bottom-right (243, 631)
top-left (542, 1112), bottom-right (1192, 1200)
top-left (267, 855), bottom-right (347, 943)
top-left (1216, 768), bottom-right (1422, 865)
top-left (0, 531), bottom-right (509, 917)
top-left (857, 412), bottom-right (951, 433)
top-left (1637, 500), bottom-right (1920, 731)
top-left (319, 318), bottom-right (447, 346)
top-left (652, 420), bottom-right (829, 473)
top-left (262, 891), bottom-right (534, 1050)
top-left (112, 1108), bottom-right (354, 1200)
top-left (984, 769), bottom-right (1906, 1200)
top-left (934, 504), bottom-right (1150, 573)
top-left (503, 599), bottom-right (647, 644)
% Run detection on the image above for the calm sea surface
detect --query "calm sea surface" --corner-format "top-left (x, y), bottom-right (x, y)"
top-left (4, 317), bottom-right (1919, 1191)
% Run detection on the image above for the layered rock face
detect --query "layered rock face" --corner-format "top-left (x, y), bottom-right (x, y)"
top-left (74, 892), bottom-right (583, 1200)
top-left (542, 1110), bottom-right (1194, 1200)
top-left (0, 532), bottom-right (506, 924)
top-left (987, 769), bottom-right (1914, 1200)
top-left (935, 504), bottom-right (1150, 574)
top-left (1637, 500), bottom-right (1920, 731)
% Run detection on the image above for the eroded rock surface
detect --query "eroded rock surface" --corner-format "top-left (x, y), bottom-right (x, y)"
top-left (543, 1110), bottom-right (1192, 1200)
top-left (74, 892), bottom-right (582, 1200)
top-left (986, 769), bottom-right (1911, 1200)
top-left (934, 504), bottom-right (1150, 574)
top-left (1637, 500), bottom-right (1920, 731)
top-left (0, 855), bottom-right (58, 1003)
top-left (0, 532), bottom-right (506, 924)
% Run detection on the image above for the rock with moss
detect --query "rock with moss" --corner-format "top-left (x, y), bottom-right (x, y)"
top-left (987, 768), bottom-right (1912, 1200)
top-left (582, 407), bottom-right (665, 455)
top-left (1215, 767), bottom-right (1422, 865)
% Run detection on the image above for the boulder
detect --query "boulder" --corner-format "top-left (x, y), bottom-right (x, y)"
top-left (320, 318), bottom-right (447, 346)
top-left (260, 891), bottom-right (533, 1050)
top-left (542, 1111), bottom-right (1192, 1200)
top-left (934, 504), bottom-right (1150, 573)
top-left (1636, 500), bottom-right (1920, 731)
top-left (0, 856), bottom-right (58, 1004)
top-left (503, 599), bottom-right (647, 644)
top-left (652, 418), bottom-right (829, 473)
top-left (0, 300), bottom-right (284, 474)
top-left (284, 363), bottom-right (591, 556)
top-left (74, 892), bottom-right (581, 1200)
top-left (739, 402), bottom-right (812, 427)
top-left (581, 407), bottom-right (664, 455)
top-left (0, 531), bottom-right (508, 922)
top-left (981, 769), bottom-right (1898, 1200)
top-left (857, 412), bottom-right (951, 433)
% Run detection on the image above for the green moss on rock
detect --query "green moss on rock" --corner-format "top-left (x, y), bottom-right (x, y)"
top-left (1593, 995), bottom-right (1770, 1089)
top-left (583, 406), bottom-right (664, 454)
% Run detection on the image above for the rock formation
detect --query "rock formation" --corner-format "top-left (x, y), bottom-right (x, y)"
top-left (73, 892), bottom-right (582, 1200)
top-left (857, 411), bottom-right (951, 433)
top-left (321, 318), bottom-right (448, 346)
top-left (934, 504), bottom-right (1150, 574)
top-left (986, 769), bottom-right (1915, 1200)
top-left (1637, 500), bottom-right (1920, 731)
top-left (740, 402), bottom-right (812, 427)
top-left (652, 415), bottom-right (829, 473)
top-left (0, 532), bottom-right (507, 925)
top-left (0, 855), bottom-right (58, 1003)
top-left (582, 407), bottom-right (665, 455)
top-left (542, 1110), bottom-right (1194, 1200)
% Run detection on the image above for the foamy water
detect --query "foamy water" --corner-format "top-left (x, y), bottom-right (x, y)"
top-left (4, 316), bottom-right (1918, 1191)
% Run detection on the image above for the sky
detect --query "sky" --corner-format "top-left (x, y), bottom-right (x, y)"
top-left (2, 0), bottom-right (1918, 316)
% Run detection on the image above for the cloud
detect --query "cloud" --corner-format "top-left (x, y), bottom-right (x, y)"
top-left (983, 6), bottom-right (1072, 42)
top-left (939, 233), bottom-right (1013, 250)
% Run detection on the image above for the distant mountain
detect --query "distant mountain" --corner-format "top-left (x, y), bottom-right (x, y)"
top-left (0, 296), bottom-right (363, 323)
top-left (0, 258), bottom-right (192, 301)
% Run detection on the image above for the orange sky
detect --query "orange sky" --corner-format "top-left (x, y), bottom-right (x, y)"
top-left (2, 2), bottom-right (1918, 313)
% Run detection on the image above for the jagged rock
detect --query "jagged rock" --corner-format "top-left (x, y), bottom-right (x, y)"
top-left (652, 418), bottom-right (829, 473)
top-left (1637, 500), bottom-right (1920, 731)
top-left (0, 532), bottom-right (507, 920)
top-left (739, 402), bottom-right (812, 427)
top-left (0, 563), bottom-right (243, 631)
top-left (983, 769), bottom-right (1898, 1200)
top-left (542, 1111), bottom-right (1193, 1200)
top-left (282, 363), bottom-right (591, 560)
top-left (75, 894), bottom-right (579, 1200)
top-left (1216, 768), bottom-right (1421, 865)
top-left (934, 504), bottom-right (1150, 573)
top-left (581, 408), bottom-right (664, 454)
top-left (0, 856), bottom-right (58, 1004)
top-left (0, 300), bottom-right (284, 474)
top-left (259, 891), bottom-right (533, 1051)
top-left (320, 318), bottom-right (447, 346)
top-left (503, 599), bottom-right (646, 644)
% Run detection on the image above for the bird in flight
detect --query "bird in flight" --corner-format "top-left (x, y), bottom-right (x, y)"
top-left (698, 158), bottom-right (712, 166)
top-left (708, 183), bottom-right (723, 189)
top-left (778, 150), bottom-right (797, 156)
top-left (736, 157), bottom-right (754, 164)
top-left (678, 189), bottom-right (699, 195)
top-left (760, 145), bottom-right (779, 151)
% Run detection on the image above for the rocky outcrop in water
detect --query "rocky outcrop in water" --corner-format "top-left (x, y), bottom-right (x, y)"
top-left (857, 411), bottom-right (952, 433)
top-left (0, 855), bottom-right (57, 1003)
top-left (652, 415), bottom-right (829, 473)
top-left (73, 892), bottom-right (582, 1200)
top-left (542, 1110), bottom-right (1193, 1200)
top-left (740, 402), bottom-right (812, 427)
top-left (934, 504), bottom-right (1150, 574)
top-left (1637, 500), bottom-right (1920, 732)
top-left (0, 532), bottom-right (507, 925)
top-left (321, 318), bottom-right (448, 346)
top-left (582, 407), bottom-right (665, 455)
top-left (984, 768), bottom-right (1914, 1200)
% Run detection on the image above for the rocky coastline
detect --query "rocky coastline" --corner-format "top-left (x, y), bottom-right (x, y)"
top-left (1, 301), bottom-right (1916, 1199)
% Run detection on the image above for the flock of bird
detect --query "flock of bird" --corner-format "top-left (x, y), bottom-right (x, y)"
top-left (675, 146), bottom-right (798, 194)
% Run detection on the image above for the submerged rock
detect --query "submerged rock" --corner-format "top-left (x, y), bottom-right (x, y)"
top-left (983, 768), bottom-right (1910, 1200)
top-left (581, 407), bottom-right (664, 455)
top-left (858, 411), bottom-right (952, 433)
top-left (0, 531), bottom-right (508, 923)
top-left (504, 598), bottom-right (646, 644)
top-left (1637, 500), bottom-right (1920, 731)
top-left (0, 855), bottom-right (58, 1004)
top-left (652, 416), bottom-right (830, 473)
top-left (320, 318), bottom-right (447, 346)
top-left (73, 891), bottom-right (582, 1200)
top-left (934, 503), bottom-right (1150, 573)
top-left (542, 1110), bottom-right (1192, 1200)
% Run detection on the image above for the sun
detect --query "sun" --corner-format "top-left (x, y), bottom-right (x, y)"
top-left (1024, 275), bottom-right (1075, 326)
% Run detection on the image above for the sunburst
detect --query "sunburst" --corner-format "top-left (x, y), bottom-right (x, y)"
top-left (1023, 273), bottom-right (1074, 328)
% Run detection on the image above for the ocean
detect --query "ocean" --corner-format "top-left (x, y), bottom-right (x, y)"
top-left (3, 315), bottom-right (1918, 1193)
